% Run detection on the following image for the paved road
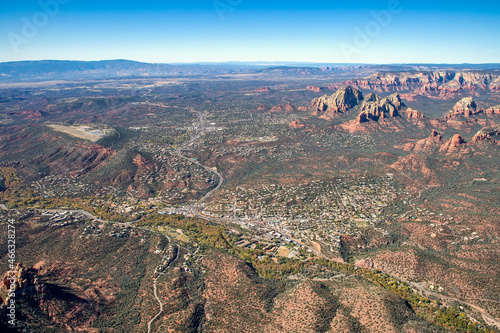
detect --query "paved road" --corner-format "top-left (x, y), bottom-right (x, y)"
top-left (172, 112), bottom-right (328, 261)
top-left (30, 207), bottom-right (184, 332)
top-left (400, 277), bottom-right (500, 330)
top-left (173, 114), bottom-right (500, 330)
top-left (173, 110), bottom-right (224, 214)
top-left (8, 112), bottom-right (495, 331)
top-left (28, 206), bottom-right (499, 331)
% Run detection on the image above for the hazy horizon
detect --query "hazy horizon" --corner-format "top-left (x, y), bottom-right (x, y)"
top-left (2, 59), bottom-right (500, 66)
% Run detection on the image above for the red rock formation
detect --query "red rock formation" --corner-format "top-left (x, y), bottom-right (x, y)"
top-left (453, 97), bottom-right (479, 115)
top-left (311, 86), bottom-right (363, 119)
top-left (257, 105), bottom-right (267, 111)
top-left (1, 263), bottom-right (50, 300)
top-left (3, 274), bottom-right (12, 290)
top-left (490, 76), bottom-right (500, 92)
top-left (403, 130), bottom-right (443, 152)
top-left (430, 130), bottom-right (442, 140)
top-left (472, 125), bottom-right (500, 142)
top-left (271, 102), bottom-right (296, 113)
top-left (405, 108), bottom-right (425, 119)
top-left (306, 86), bottom-right (324, 93)
top-left (357, 93), bottom-right (405, 123)
top-left (439, 134), bottom-right (467, 155)
top-left (485, 105), bottom-right (500, 115)
top-left (329, 71), bottom-right (453, 92)
top-left (452, 134), bottom-right (465, 145)
top-left (328, 70), bottom-right (500, 96)
top-left (444, 97), bottom-right (483, 119)
top-left (284, 102), bottom-right (296, 112)
top-left (9, 110), bottom-right (43, 120)
top-left (132, 153), bottom-right (156, 173)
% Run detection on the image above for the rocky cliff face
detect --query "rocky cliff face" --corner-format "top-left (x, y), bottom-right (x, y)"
top-left (490, 76), bottom-right (500, 92)
top-left (445, 97), bottom-right (482, 118)
top-left (311, 86), bottom-right (363, 119)
top-left (400, 132), bottom-right (468, 156)
top-left (472, 125), bottom-right (500, 142)
top-left (401, 125), bottom-right (499, 153)
top-left (1, 263), bottom-right (51, 315)
top-left (329, 71), bottom-right (450, 92)
top-left (404, 108), bottom-right (425, 119)
top-left (356, 93), bottom-right (405, 123)
top-left (441, 72), bottom-right (495, 92)
top-left (328, 71), bottom-right (500, 96)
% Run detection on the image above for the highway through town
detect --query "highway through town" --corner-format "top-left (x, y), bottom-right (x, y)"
top-left (168, 112), bottom-right (500, 330)
top-left (2, 112), bottom-right (498, 331)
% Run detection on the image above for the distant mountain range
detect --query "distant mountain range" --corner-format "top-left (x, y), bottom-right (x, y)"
top-left (1, 59), bottom-right (500, 82)
top-left (0, 60), bottom-right (256, 82)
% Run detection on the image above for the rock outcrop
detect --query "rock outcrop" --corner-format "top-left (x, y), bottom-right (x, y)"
top-left (472, 125), bottom-right (500, 142)
top-left (132, 153), bottom-right (156, 173)
top-left (8, 110), bottom-right (44, 120)
top-left (311, 86), bottom-right (363, 118)
top-left (357, 93), bottom-right (405, 123)
top-left (485, 105), bottom-right (500, 115)
top-left (328, 71), bottom-right (500, 96)
top-left (306, 85), bottom-right (324, 93)
top-left (403, 130), bottom-right (443, 152)
top-left (444, 97), bottom-right (483, 118)
top-left (1, 263), bottom-right (51, 313)
top-left (271, 102), bottom-right (296, 113)
top-left (405, 108), bottom-right (425, 119)
top-left (328, 71), bottom-right (453, 93)
top-left (283, 102), bottom-right (297, 112)
top-left (439, 134), bottom-right (467, 155)
top-left (390, 154), bottom-right (438, 185)
top-left (451, 134), bottom-right (465, 145)
top-left (490, 76), bottom-right (500, 92)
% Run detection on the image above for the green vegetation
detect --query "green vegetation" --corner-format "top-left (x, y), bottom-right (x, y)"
top-left (1, 66), bottom-right (499, 332)
top-left (362, 270), bottom-right (495, 333)
top-left (138, 213), bottom-right (497, 333)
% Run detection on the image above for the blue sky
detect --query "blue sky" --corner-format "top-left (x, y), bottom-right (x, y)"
top-left (0, 0), bottom-right (499, 63)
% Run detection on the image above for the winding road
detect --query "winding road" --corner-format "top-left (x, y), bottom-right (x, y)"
top-left (4, 112), bottom-right (498, 331)
top-left (399, 276), bottom-right (500, 330)
top-left (170, 115), bottom-right (500, 330)
top-left (147, 237), bottom-right (180, 333)
top-left (173, 110), bottom-right (225, 216)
